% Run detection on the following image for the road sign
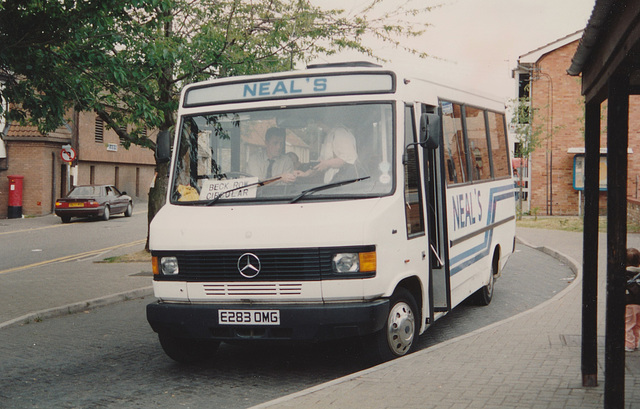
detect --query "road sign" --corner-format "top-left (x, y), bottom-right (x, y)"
top-left (61, 146), bottom-right (76, 162)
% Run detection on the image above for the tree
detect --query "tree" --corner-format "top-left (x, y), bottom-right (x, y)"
top-left (0, 0), bottom-right (432, 237)
top-left (510, 84), bottom-right (542, 218)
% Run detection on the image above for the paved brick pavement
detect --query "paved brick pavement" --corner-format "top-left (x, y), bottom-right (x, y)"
top-left (0, 213), bottom-right (153, 329)
top-left (249, 228), bottom-right (640, 409)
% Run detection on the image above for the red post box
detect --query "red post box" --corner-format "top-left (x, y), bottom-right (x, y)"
top-left (7, 175), bottom-right (24, 218)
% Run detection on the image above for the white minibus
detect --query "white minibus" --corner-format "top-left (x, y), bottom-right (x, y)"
top-left (147, 62), bottom-right (516, 364)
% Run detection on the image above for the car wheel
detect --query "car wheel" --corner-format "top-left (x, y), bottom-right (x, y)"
top-left (158, 333), bottom-right (220, 365)
top-left (61, 216), bottom-right (71, 224)
top-left (102, 205), bottom-right (110, 221)
top-left (124, 202), bottom-right (133, 217)
top-left (366, 287), bottom-right (419, 363)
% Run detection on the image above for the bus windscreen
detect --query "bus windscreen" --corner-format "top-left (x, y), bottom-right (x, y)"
top-left (170, 103), bottom-right (395, 204)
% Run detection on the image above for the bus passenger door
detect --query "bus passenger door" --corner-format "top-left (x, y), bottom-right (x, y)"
top-left (420, 104), bottom-right (451, 316)
top-left (404, 105), bottom-right (431, 330)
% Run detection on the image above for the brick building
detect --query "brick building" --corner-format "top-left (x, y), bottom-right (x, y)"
top-left (0, 110), bottom-right (156, 219)
top-left (512, 31), bottom-right (640, 216)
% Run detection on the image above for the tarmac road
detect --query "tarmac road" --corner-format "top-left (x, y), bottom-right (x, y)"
top-left (0, 242), bottom-right (573, 409)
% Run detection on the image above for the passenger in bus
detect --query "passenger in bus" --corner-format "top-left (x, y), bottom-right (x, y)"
top-left (295, 119), bottom-right (359, 183)
top-left (626, 248), bottom-right (640, 352)
top-left (247, 127), bottom-right (295, 182)
top-left (286, 151), bottom-right (302, 171)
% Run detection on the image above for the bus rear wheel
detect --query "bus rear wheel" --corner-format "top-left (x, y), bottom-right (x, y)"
top-left (366, 288), bottom-right (418, 362)
top-left (474, 253), bottom-right (498, 306)
top-left (158, 333), bottom-right (220, 365)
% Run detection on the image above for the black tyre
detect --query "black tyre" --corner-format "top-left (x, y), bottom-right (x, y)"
top-left (158, 333), bottom-right (220, 365)
top-left (101, 205), bottom-right (110, 221)
top-left (474, 253), bottom-right (498, 306)
top-left (366, 287), bottom-right (419, 362)
top-left (61, 216), bottom-right (71, 224)
top-left (124, 202), bottom-right (133, 217)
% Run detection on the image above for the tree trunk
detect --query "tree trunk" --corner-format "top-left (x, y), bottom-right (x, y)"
top-left (146, 160), bottom-right (169, 251)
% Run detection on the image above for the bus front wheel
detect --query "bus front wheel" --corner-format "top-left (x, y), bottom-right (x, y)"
top-left (366, 288), bottom-right (418, 362)
top-left (158, 333), bottom-right (220, 365)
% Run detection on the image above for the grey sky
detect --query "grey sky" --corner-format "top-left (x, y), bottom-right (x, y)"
top-left (311, 0), bottom-right (595, 100)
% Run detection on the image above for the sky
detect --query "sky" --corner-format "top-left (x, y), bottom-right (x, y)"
top-left (310, 0), bottom-right (596, 102)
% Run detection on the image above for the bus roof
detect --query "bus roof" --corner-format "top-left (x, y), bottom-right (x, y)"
top-left (180, 63), bottom-right (505, 112)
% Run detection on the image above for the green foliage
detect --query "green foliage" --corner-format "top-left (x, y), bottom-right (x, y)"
top-left (0, 0), bottom-right (431, 227)
top-left (0, 0), bottom-right (431, 147)
top-left (509, 84), bottom-right (543, 160)
top-left (509, 83), bottom-right (544, 219)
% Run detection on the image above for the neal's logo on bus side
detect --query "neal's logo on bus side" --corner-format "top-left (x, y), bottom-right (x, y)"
top-left (451, 189), bottom-right (483, 231)
top-left (243, 78), bottom-right (328, 98)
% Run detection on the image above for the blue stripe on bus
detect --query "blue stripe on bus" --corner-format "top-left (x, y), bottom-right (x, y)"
top-left (449, 184), bottom-right (513, 275)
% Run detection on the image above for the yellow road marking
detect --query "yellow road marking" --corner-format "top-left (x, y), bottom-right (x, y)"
top-left (0, 223), bottom-right (68, 236)
top-left (0, 239), bottom-right (146, 275)
top-left (0, 209), bottom-right (147, 236)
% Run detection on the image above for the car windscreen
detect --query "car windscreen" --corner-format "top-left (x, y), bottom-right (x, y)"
top-left (68, 186), bottom-right (102, 197)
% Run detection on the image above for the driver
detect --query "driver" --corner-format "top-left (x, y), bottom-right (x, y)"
top-left (247, 127), bottom-right (295, 182)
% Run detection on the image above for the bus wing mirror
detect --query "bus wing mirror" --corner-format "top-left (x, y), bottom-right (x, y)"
top-left (419, 113), bottom-right (440, 149)
top-left (155, 130), bottom-right (171, 164)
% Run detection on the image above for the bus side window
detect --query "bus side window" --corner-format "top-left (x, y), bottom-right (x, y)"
top-left (465, 106), bottom-right (491, 181)
top-left (441, 101), bottom-right (466, 185)
top-left (404, 105), bottom-right (425, 237)
top-left (487, 111), bottom-right (510, 178)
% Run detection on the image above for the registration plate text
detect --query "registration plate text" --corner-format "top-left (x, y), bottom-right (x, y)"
top-left (218, 309), bottom-right (280, 325)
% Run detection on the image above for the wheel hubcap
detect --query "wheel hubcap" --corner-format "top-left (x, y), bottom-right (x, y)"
top-left (386, 301), bottom-right (415, 356)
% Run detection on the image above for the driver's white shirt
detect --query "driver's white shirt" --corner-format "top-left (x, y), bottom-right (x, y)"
top-left (319, 126), bottom-right (357, 183)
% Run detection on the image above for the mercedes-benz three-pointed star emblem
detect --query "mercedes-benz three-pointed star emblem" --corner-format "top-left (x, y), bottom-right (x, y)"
top-left (237, 253), bottom-right (261, 278)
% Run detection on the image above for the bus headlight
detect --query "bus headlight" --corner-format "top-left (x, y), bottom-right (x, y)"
top-left (333, 253), bottom-right (359, 273)
top-left (332, 251), bottom-right (376, 273)
top-left (153, 256), bottom-right (179, 275)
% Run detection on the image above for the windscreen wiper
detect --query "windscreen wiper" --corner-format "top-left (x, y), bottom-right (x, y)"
top-left (290, 176), bottom-right (370, 204)
top-left (206, 176), bottom-right (282, 206)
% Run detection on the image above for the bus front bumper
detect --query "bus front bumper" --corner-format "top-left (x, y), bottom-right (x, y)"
top-left (146, 299), bottom-right (389, 341)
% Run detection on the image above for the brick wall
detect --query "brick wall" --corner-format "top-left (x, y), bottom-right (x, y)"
top-left (629, 197), bottom-right (640, 226)
top-left (0, 110), bottom-right (157, 219)
top-left (75, 112), bottom-right (156, 199)
top-left (0, 140), bottom-right (65, 218)
top-left (77, 113), bottom-right (155, 165)
top-left (528, 40), bottom-right (640, 215)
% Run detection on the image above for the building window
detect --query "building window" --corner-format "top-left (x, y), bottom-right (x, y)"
top-left (119, 126), bottom-right (127, 145)
top-left (518, 73), bottom-right (530, 99)
top-left (517, 73), bottom-right (532, 125)
top-left (136, 167), bottom-right (140, 196)
top-left (95, 117), bottom-right (104, 143)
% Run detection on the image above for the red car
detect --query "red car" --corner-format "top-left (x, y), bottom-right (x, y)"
top-left (55, 185), bottom-right (133, 223)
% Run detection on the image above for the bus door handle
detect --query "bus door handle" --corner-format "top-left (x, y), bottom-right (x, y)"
top-left (430, 244), bottom-right (444, 267)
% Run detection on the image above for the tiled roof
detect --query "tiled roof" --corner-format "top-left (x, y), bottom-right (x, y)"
top-left (6, 124), bottom-right (43, 137)
top-left (5, 123), bottom-right (71, 139)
